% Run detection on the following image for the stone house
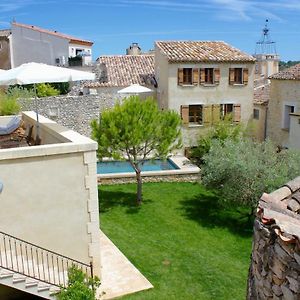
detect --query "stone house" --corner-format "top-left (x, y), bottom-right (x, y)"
top-left (266, 64), bottom-right (300, 149)
top-left (154, 41), bottom-right (256, 148)
top-left (0, 22), bottom-right (93, 69)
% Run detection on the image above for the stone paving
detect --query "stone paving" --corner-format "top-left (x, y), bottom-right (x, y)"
top-left (97, 231), bottom-right (153, 299)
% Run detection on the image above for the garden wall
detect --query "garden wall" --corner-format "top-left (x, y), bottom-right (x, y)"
top-left (18, 87), bottom-right (121, 138)
top-left (247, 177), bottom-right (300, 300)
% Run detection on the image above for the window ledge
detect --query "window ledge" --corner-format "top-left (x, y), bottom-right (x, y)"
top-left (232, 83), bottom-right (245, 86)
top-left (188, 124), bottom-right (203, 128)
top-left (281, 128), bottom-right (290, 132)
top-left (201, 83), bottom-right (218, 87)
top-left (180, 84), bottom-right (195, 87)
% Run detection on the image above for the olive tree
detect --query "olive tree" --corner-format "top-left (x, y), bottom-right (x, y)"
top-left (91, 96), bottom-right (182, 205)
top-left (201, 138), bottom-right (300, 212)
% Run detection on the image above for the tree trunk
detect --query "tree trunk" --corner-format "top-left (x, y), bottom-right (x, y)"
top-left (136, 169), bottom-right (142, 205)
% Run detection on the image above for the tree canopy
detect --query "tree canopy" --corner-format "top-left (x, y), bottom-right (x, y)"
top-left (91, 96), bottom-right (182, 204)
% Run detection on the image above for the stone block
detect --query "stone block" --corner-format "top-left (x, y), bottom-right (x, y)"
top-left (286, 276), bottom-right (300, 293)
top-left (281, 284), bottom-right (298, 300)
top-left (294, 252), bottom-right (300, 265)
top-left (272, 284), bottom-right (283, 296)
top-left (272, 274), bottom-right (285, 285)
top-left (274, 243), bottom-right (292, 263)
top-left (271, 258), bottom-right (286, 279)
top-left (287, 199), bottom-right (300, 213)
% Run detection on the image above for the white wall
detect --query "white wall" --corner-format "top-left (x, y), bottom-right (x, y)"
top-left (11, 24), bottom-right (69, 67)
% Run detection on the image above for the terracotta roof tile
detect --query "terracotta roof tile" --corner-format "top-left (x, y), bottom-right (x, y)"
top-left (12, 22), bottom-right (93, 46)
top-left (86, 55), bottom-right (155, 88)
top-left (269, 63), bottom-right (300, 80)
top-left (253, 83), bottom-right (270, 105)
top-left (155, 41), bottom-right (255, 63)
top-left (257, 177), bottom-right (300, 241)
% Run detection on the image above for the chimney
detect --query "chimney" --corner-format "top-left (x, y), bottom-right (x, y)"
top-left (126, 42), bottom-right (141, 55)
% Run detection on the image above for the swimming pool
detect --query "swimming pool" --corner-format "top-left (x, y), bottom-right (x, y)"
top-left (97, 159), bottom-right (179, 174)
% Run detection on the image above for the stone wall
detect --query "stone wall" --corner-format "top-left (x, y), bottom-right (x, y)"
top-left (18, 87), bottom-right (121, 138)
top-left (98, 174), bottom-right (200, 185)
top-left (247, 177), bottom-right (300, 300)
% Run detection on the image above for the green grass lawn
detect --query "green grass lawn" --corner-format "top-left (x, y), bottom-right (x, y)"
top-left (99, 182), bottom-right (253, 300)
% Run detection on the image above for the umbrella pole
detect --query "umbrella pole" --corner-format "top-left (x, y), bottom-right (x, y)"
top-left (34, 83), bottom-right (41, 145)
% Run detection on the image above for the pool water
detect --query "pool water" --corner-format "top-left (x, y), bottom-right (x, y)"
top-left (97, 159), bottom-right (179, 174)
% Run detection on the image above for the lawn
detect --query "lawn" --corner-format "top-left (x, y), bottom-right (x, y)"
top-left (99, 182), bottom-right (253, 300)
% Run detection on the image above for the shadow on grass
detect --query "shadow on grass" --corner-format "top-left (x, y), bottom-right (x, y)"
top-left (98, 189), bottom-right (153, 214)
top-left (180, 190), bottom-right (254, 237)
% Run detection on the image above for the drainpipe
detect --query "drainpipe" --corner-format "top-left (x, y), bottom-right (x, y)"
top-left (8, 33), bottom-right (14, 68)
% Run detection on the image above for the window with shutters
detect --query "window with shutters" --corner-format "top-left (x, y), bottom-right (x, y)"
top-left (229, 68), bottom-right (248, 85)
top-left (189, 105), bottom-right (203, 124)
top-left (253, 109), bottom-right (260, 120)
top-left (200, 68), bottom-right (220, 85)
top-left (183, 68), bottom-right (193, 84)
top-left (220, 104), bottom-right (234, 120)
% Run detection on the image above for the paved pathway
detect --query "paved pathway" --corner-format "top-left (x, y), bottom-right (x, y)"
top-left (97, 231), bottom-right (153, 299)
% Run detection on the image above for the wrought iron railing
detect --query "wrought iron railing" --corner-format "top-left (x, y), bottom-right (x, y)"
top-left (0, 231), bottom-right (93, 288)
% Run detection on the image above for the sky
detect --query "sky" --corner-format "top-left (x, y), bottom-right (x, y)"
top-left (1, 0), bottom-right (300, 61)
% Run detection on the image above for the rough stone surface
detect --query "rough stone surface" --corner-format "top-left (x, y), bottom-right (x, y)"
top-left (247, 219), bottom-right (300, 299)
top-left (18, 88), bottom-right (120, 138)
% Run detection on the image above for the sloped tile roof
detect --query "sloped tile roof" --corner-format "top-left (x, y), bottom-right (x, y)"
top-left (86, 55), bottom-right (155, 88)
top-left (254, 83), bottom-right (270, 105)
top-left (155, 41), bottom-right (255, 63)
top-left (258, 177), bottom-right (300, 241)
top-left (12, 22), bottom-right (93, 46)
top-left (269, 63), bottom-right (300, 80)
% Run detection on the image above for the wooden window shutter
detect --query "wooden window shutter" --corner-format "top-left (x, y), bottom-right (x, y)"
top-left (181, 105), bottom-right (189, 125)
top-left (203, 105), bottom-right (212, 126)
top-left (178, 68), bottom-right (184, 85)
top-left (233, 104), bottom-right (241, 124)
top-left (214, 68), bottom-right (220, 84)
top-left (200, 68), bottom-right (205, 84)
top-left (193, 68), bottom-right (199, 85)
top-left (243, 68), bottom-right (248, 85)
top-left (229, 68), bottom-right (235, 85)
top-left (212, 104), bottom-right (220, 124)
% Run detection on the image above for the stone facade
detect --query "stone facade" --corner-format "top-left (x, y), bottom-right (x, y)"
top-left (247, 177), bottom-right (300, 299)
top-left (18, 88), bottom-right (120, 138)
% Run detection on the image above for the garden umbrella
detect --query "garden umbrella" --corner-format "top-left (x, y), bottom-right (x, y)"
top-left (117, 84), bottom-right (153, 94)
top-left (0, 62), bottom-right (95, 143)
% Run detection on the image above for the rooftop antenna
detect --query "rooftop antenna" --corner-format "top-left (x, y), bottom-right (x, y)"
top-left (255, 19), bottom-right (277, 54)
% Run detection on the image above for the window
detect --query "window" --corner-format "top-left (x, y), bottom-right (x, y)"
top-left (189, 105), bottom-right (203, 124)
top-left (205, 68), bottom-right (214, 84)
top-left (200, 68), bottom-right (220, 85)
top-left (253, 109), bottom-right (260, 120)
top-left (183, 68), bottom-right (193, 84)
top-left (181, 105), bottom-right (203, 125)
top-left (220, 104), bottom-right (234, 119)
top-left (283, 105), bottom-right (295, 130)
top-left (229, 68), bottom-right (248, 85)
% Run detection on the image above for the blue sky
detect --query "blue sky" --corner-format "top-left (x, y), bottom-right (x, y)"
top-left (1, 0), bottom-right (300, 61)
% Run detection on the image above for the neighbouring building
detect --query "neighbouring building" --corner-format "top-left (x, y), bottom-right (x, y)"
top-left (84, 54), bottom-right (156, 97)
top-left (154, 41), bottom-right (256, 148)
top-left (0, 112), bottom-right (101, 299)
top-left (267, 64), bottom-right (300, 149)
top-left (0, 22), bottom-right (93, 69)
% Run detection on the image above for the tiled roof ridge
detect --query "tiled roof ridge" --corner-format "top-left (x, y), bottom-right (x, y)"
top-left (96, 54), bottom-right (154, 60)
top-left (269, 63), bottom-right (300, 80)
top-left (12, 22), bottom-right (93, 45)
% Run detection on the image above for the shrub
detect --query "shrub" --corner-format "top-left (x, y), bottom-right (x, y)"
top-left (36, 83), bottom-right (60, 97)
top-left (57, 266), bottom-right (100, 300)
top-left (190, 115), bottom-right (245, 166)
top-left (201, 138), bottom-right (300, 210)
top-left (0, 91), bottom-right (20, 115)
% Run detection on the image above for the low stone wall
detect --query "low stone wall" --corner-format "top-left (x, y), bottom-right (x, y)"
top-left (98, 174), bottom-right (200, 185)
top-left (18, 87), bottom-right (120, 138)
top-left (247, 178), bottom-right (300, 300)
